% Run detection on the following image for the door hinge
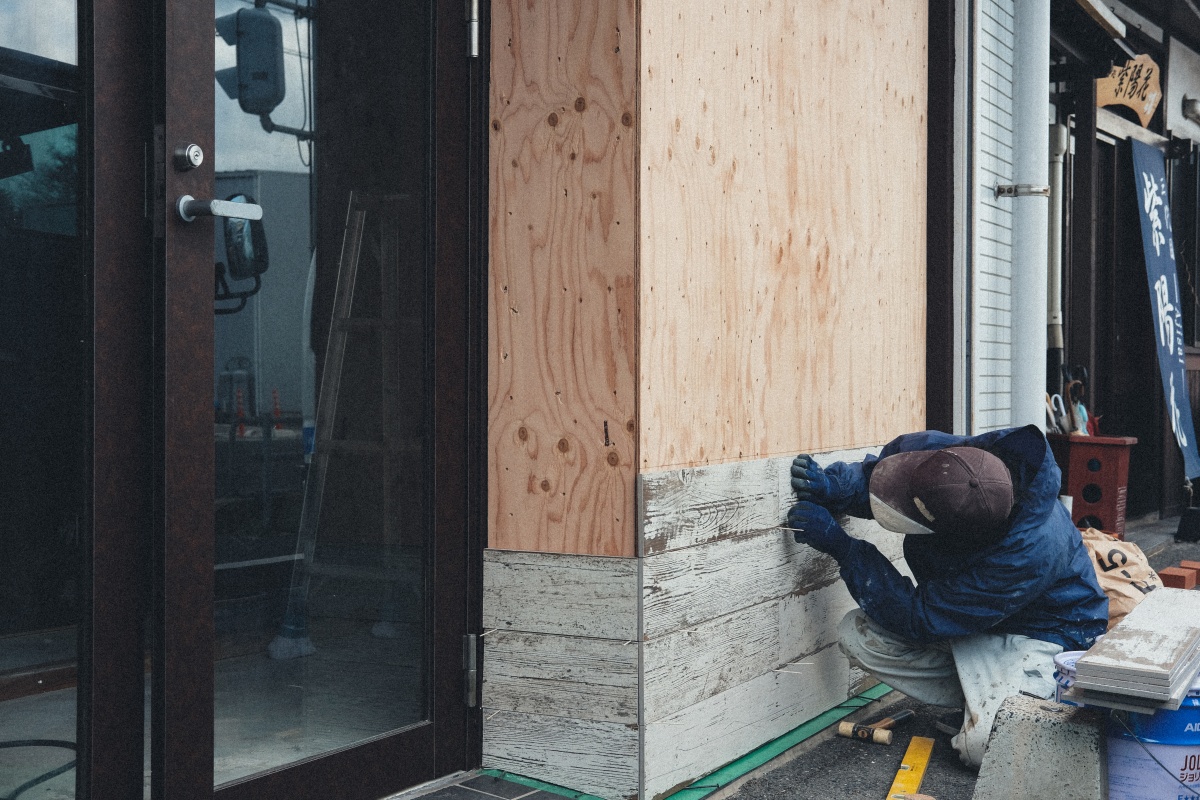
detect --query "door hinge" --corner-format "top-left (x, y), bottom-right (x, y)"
top-left (463, 633), bottom-right (479, 708)
top-left (466, 0), bottom-right (480, 58)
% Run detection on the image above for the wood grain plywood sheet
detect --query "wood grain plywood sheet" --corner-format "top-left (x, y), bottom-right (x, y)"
top-left (489, 0), bottom-right (639, 555)
top-left (638, 2), bottom-right (928, 470)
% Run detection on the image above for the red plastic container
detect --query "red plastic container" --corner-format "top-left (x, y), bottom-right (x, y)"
top-left (1047, 434), bottom-right (1138, 538)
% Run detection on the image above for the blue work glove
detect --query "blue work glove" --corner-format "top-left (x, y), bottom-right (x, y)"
top-left (786, 501), bottom-right (853, 561)
top-left (790, 454), bottom-right (844, 506)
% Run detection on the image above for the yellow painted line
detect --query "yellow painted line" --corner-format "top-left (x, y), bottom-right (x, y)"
top-left (885, 736), bottom-right (934, 799)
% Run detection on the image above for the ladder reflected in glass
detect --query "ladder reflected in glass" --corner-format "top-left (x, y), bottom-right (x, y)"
top-left (269, 192), bottom-right (417, 660)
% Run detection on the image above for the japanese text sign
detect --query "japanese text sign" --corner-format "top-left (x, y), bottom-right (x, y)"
top-left (1096, 54), bottom-right (1162, 128)
top-left (1131, 139), bottom-right (1200, 478)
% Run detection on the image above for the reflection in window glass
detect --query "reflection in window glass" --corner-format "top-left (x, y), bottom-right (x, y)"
top-left (0, 1), bottom-right (77, 65)
top-left (213, 0), bottom-right (311, 173)
top-left (1, 125), bottom-right (78, 231)
top-left (210, 0), bottom-right (432, 785)
top-left (0, 66), bottom-right (83, 800)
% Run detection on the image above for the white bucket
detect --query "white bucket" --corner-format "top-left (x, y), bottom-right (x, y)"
top-left (1056, 649), bottom-right (1200, 798)
top-left (1107, 688), bottom-right (1200, 800)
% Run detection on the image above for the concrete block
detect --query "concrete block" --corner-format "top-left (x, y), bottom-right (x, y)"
top-left (972, 695), bottom-right (1106, 800)
top-left (1159, 566), bottom-right (1197, 589)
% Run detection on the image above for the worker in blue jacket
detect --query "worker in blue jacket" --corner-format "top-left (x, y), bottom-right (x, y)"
top-left (786, 424), bottom-right (1108, 768)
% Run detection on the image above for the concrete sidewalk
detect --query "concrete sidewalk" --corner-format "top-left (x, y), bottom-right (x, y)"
top-left (1122, 512), bottom-right (1180, 559)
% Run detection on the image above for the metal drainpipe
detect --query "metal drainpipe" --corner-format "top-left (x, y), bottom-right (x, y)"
top-left (1048, 123), bottom-right (1069, 397)
top-left (1010, 0), bottom-right (1051, 429)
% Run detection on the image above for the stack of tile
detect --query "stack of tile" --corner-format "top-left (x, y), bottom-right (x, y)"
top-left (1064, 588), bottom-right (1200, 713)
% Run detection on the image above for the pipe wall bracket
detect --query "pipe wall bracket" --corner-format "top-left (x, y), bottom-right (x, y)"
top-left (994, 183), bottom-right (1051, 199)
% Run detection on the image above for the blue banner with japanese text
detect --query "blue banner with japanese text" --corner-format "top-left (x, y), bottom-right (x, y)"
top-left (1130, 138), bottom-right (1200, 478)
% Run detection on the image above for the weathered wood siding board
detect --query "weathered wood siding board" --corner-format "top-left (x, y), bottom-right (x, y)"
top-left (488, 0), bottom-right (639, 556)
top-left (481, 484), bottom-right (914, 797)
top-left (642, 644), bottom-right (851, 800)
top-left (640, 502), bottom-right (913, 722)
top-left (483, 549), bottom-right (638, 640)
top-left (639, 447), bottom-right (878, 555)
top-left (641, 517), bottom-right (904, 639)
top-left (775, 584), bottom-right (862, 673)
top-left (638, 2), bottom-right (928, 471)
top-left (483, 630), bottom-right (638, 723)
top-left (642, 585), bottom-right (860, 722)
top-left (642, 601), bottom-right (779, 723)
top-left (642, 531), bottom-right (838, 638)
top-left (482, 550), bottom-right (640, 798)
top-left (483, 709), bottom-right (639, 800)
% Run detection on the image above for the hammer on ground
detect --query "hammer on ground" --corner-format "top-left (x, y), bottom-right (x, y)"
top-left (836, 708), bottom-right (916, 745)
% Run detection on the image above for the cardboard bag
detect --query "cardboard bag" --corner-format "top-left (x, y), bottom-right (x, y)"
top-left (1080, 527), bottom-right (1163, 630)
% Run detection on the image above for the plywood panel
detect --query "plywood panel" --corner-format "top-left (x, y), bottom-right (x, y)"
top-left (483, 549), bottom-right (639, 640)
top-left (488, 0), bottom-right (639, 555)
top-left (483, 630), bottom-right (638, 723)
top-left (639, 3), bottom-right (928, 470)
top-left (483, 709), bottom-right (639, 800)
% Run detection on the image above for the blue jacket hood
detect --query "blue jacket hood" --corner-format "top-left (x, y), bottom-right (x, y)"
top-left (822, 426), bottom-right (1109, 650)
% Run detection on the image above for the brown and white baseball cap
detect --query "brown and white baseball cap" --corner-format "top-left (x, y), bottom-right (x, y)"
top-left (868, 447), bottom-right (1014, 536)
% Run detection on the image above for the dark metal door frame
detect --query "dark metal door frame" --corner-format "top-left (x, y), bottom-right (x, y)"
top-left (431, 0), bottom-right (487, 778)
top-left (926, 0), bottom-right (957, 433)
top-left (72, 0), bottom-right (493, 796)
top-left (152, 0), bottom-right (218, 795)
top-left (82, 0), bottom-right (155, 794)
top-left (153, 0), bottom-right (482, 796)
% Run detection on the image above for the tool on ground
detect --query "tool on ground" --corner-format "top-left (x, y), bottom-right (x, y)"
top-left (838, 723), bottom-right (892, 744)
top-left (836, 708), bottom-right (916, 744)
top-left (869, 709), bottom-right (916, 730)
top-left (885, 735), bottom-right (934, 800)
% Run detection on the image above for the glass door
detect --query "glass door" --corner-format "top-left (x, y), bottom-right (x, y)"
top-left (1, 1), bottom-right (153, 797)
top-left (0, 10), bottom-right (85, 798)
top-left (154, 0), bottom-right (481, 797)
top-left (209, 0), bottom-right (430, 785)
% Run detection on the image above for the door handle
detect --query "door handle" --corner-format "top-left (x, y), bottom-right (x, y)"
top-left (176, 195), bottom-right (264, 223)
